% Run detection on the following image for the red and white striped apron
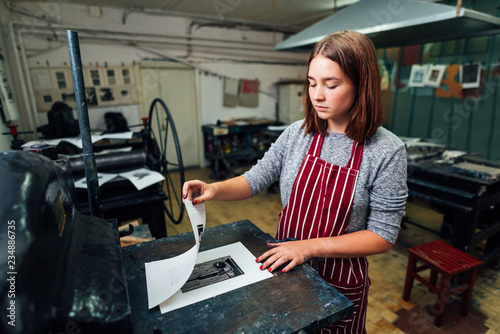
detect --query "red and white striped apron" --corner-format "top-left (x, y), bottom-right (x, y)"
top-left (277, 132), bottom-right (369, 334)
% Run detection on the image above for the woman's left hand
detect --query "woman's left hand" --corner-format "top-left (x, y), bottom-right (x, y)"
top-left (256, 240), bottom-right (311, 273)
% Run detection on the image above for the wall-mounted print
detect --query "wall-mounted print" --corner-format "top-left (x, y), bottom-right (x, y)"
top-left (461, 62), bottom-right (481, 89)
top-left (435, 64), bottom-right (462, 98)
top-left (423, 64), bottom-right (446, 88)
top-left (408, 64), bottom-right (427, 87)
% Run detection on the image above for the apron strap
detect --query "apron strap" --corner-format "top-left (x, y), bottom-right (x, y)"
top-left (307, 132), bottom-right (324, 157)
top-left (346, 141), bottom-right (365, 170)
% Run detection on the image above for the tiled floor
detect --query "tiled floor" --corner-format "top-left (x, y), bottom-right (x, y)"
top-left (161, 167), bottom-right (500, 333)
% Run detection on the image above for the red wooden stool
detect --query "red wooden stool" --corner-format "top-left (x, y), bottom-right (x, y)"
top-left (402, 240), bottom-right (483, 327)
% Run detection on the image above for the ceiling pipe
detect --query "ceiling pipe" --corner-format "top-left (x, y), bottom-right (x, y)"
top-left (19, 29), bottom-right (306, 65)
top-left (20, 29), bottom-right (275, 54)
top-left (135, 45), bottom-right (306, 66)
top-left (11, 21), bottom-right (276, 49)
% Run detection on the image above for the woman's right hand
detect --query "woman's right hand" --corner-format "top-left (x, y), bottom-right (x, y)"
top-left (182, 180), bottom-right (217, 205)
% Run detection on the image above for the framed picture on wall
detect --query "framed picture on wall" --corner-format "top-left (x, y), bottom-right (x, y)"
top-left (461, 62), bottom-right (481, 89)
top-left (409, 64), bottom-right (428, 87)
top-left (423, 64), bottom-right (446, 88)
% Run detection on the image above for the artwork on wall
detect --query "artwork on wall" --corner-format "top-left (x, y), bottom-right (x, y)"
top-left (435, 64), bottom-right (462, 98)
top-left (222, 78), bottom-right (260, 108)
top-left (30, 66), bottom-right (138, 112)
top-left (0, 55), bottom-right (19, 121)
top-left (423, 64), bottom-right (447, 88)
top-left (461, 62), bottom-right (481, 89)
top-left (462, 69), bottom-right (484, 99)
top-left (408, 64), bottom-right (447, 90)
top-left (239, 79), bottom-right (260, 108)
top-left (223, 77), bottom-right (239, 107)
top-left (408, 64), bottom-right (428, 87)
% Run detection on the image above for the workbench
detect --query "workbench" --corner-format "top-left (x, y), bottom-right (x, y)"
top-left (122, 220), bottom-right (354, 333)
top-left (202, 122), bottom-right (278, 179)
top-left (406, 158), bottom-right (500, 266)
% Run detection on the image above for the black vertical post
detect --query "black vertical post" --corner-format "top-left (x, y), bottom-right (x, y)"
top-left (66, 30), bottom-right (103, 218)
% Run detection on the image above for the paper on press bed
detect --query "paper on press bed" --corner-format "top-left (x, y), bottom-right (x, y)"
top-left (159, 241), bottom-right (274, 314)
top-left (74, 167), bottom-right (164, 191)
top-left (22, 131), bottom-right (134, 149)
top-left (145, 201), bottom-right (274, 313)
top-left (146, 200), bottom-right (206, 309)
top-left (74, 172), bottom-right (118, 188)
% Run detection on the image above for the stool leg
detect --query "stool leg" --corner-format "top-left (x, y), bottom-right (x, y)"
top-left (429, 269), bottom-right (438, 287)
top-left (460, 267), bottom-right (479, 316)
top-left (403, 253), bottom-right (416, 301)
top-left (433, 273), bottom-right (451, 327)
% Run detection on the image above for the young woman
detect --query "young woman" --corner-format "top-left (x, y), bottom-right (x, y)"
top-left (183, 30), bottom-right (408, 333)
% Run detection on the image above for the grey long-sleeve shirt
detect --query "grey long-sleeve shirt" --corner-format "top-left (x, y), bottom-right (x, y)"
top-left (243, 120), bottom-right (408, 244)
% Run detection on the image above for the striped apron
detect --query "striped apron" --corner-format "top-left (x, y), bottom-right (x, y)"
top-left (277, 132), bottom-right (369, 334)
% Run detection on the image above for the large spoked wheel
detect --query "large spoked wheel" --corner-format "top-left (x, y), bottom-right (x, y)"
top-left (147, 98), bottom-right (185, 224)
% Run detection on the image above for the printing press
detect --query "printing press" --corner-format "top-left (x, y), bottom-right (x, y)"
top-left (404, 140), bottom-right (500, 266)
top-left (66, 112), bottom-right (184, 239)
top-left (0, 31), bottom-right (354, 333)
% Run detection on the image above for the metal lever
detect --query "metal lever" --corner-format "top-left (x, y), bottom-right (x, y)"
top-left (119, 224), bottom-right (135, 238)
top-left (66, 30), bottom-right (103, 218)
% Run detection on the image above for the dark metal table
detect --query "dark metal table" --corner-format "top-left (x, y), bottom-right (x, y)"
top-left (122, 220), bottom-right (353, 333)
top-left (406, 158), bottom-right (500, 265)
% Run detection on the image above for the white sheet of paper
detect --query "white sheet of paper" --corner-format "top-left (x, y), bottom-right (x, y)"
top-left (159, 241), bottom-right (274, 314)
top-left (23, 135), bottom-right (105, 149)
top-left (145, 201), bottom-right (206, 309)
top-left (22, 138), bottom-right (62, 148)
top-left (100, 131), bottom-right (134, 139)
top-left (23, 133), bottom-right (132, 149)
top-left (119, 167), bottom-right (164, 191)
top-left (63, 135), bottom-right (104, 149)
top-left (74, 172), bottom-right (118, 189)
top-left (146, 245), bottom-right (198, 309)
top-left (145, 200), bottom-right (273, 313)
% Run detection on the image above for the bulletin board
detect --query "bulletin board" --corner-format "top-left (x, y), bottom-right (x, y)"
top-left (30, 66), bottom-right (138, 112)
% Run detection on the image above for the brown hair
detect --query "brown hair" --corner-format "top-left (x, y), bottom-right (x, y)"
top-left (301, 30), bottom-right (383, 143)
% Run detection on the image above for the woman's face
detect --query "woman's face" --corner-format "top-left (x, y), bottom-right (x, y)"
top-left (307, 54), bottom-right (357, 133)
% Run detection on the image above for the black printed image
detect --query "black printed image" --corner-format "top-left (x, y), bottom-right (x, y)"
top-left (197, 224), bottom-right (204, 239)
top-left (132, 172), bottom-right (150, 180)
top-left (99, 88), bottom-right (115, 102)
top-left (181, 256), bottom-right (244, 293)
top-left (86, 87), bottom-right (98, 106)
top-left (462, 64), bottom-right (479, 84)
